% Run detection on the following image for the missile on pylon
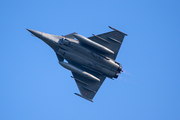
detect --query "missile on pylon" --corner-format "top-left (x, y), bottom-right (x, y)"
top-left (59, 62), bottom-right (100, 82)
top-left (73, 34), bottom-right (114, 54)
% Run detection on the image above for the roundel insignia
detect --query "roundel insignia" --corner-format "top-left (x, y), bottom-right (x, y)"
top-left (114, 33), bottom-right (118, 37)
top-left (84, 92), bottom-right (88, 96)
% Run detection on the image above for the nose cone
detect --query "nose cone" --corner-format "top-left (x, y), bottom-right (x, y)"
top-left (26, 29), bottom-right (43, 38)
top-left (27, 28), bottom-right (59, 50)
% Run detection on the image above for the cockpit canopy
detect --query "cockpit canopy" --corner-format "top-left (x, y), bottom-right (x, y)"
top-left (59, 38), bottom-right (70, 46)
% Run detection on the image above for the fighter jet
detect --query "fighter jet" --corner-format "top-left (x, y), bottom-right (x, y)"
top-left (27, 26), bottom-right (127, 102)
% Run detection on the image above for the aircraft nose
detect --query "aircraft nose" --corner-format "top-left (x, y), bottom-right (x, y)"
top-left (26, 29), bottom-right (43, 38)
top-left (27, 28), bottom-right (59, 50)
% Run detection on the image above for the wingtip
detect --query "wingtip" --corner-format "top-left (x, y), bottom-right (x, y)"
top-left (108, 26), bottom-right (128, 36)
top-left (74, 93), bottom-right (93, 102)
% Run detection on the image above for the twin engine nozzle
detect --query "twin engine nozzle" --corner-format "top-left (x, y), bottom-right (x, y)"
top-left (117, 66), bottom-right (123, 73)
top-left (114, 66), bottom-right (123, 78)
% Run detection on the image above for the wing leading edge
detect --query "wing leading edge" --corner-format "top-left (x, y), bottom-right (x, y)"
top-left (72, 71), bottom-right (106, 102)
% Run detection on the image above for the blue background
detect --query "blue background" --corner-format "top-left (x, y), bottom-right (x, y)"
top-left (0, 0), bottom-right (180, 119)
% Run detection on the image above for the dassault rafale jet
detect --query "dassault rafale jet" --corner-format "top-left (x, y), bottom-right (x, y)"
top-left (27, 26), bottom-right (127, 102)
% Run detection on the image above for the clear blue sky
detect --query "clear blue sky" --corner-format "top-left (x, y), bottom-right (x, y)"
top-left (0, 0), bottom-right (180, 120)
